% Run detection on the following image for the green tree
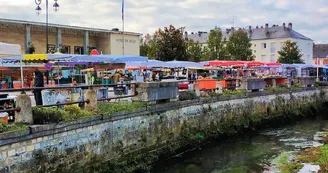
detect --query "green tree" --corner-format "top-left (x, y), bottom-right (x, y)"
top-left (155, 25), bottom-right (187, 61)
top-left (206, 28), bottom-right (227, 60)
top-left (226, 29), bottom-right (254, 61)
top-left (277, 40), bottom-right (304, 64)
top-left (186, 39), bottom-right (203, 62)
top-left (139, 37), bottom-right (149, 57)
top-left (201, 46), bottom-right (210, 61)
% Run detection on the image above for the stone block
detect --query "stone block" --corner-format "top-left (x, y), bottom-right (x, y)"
top-left (1, 152), bottom-right (6, 159)
top-left (84, 88), bottom-right (98, 111)
top-left (15, 93), bottom-right (33, 124)
top-left (34, 143), bottom-right (41, 150)
top-left (36, 137), bottom-right (43, 143)
top-left (26, 145), bottom-right (34, 152)
top-left (7, 150), bottom-right (15, 157)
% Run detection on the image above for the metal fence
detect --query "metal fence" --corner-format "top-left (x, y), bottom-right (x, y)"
top-left (0, 83), bottom-right (137, 116)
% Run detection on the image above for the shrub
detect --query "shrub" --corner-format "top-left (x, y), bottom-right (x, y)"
top-left (222, 90), bottom-right (245, 97)
top-left (32, 107), bottom-right (67, 124)
top-left (98, 102), bottom-right (146, 116)
top-left (179, 91), bottom-right (197, 101)
top-left (63, 105), bottom-right (93, 121)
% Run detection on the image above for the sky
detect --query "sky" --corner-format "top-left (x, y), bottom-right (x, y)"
top-left (0, 0), bottom-right (327, 43)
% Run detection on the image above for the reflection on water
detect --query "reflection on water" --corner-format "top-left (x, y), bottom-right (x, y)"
top-left (151, 117), bottom-right (328, 173)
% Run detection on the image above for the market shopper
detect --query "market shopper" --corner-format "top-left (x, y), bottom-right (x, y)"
top-left (33, 69), bottom-right (44, 105)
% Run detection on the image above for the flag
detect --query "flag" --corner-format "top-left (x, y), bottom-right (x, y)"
top-left (122, 0), bottom-right (124, 21)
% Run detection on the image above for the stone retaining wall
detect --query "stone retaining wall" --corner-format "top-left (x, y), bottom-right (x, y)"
top-left (0, 88), bottom-right (326, 172)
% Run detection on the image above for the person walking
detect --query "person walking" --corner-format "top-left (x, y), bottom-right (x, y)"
top-left (33, 69), bottom-right (44, 105)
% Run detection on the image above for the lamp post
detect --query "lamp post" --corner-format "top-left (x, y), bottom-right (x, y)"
top-left (35, 0), bottom-right (60, 53)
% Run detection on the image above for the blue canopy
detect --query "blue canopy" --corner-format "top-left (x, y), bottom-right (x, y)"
top-left (166, 60), bottom-right (203, 68)
top-left (125, 60), bottom-right (174, 68)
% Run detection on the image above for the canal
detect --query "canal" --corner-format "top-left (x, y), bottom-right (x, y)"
top-left (151, 115), bottom-right (328, 173)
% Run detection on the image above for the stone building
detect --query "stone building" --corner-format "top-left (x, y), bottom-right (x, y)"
top-left (187, 23), bottom-right (313, 64)
top-left (0, 18), bottom-right (141, 55)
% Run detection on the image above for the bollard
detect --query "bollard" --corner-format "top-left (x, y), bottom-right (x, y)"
top-left (15, 92), bottom-right (33, 124)
top-left (194, 83), bottom-right (200, 97)
top-left (130, 83), bottom-right (136, 96)
top-left (84, 87), bottom-right (98, 111)
top-left (272, 79), bottom-right (277, 88)
top-left (216, 81), bottom-right (223, 94)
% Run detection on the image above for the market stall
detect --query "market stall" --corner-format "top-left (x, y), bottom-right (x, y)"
top-left (0, 42), bottom-right (22, 122)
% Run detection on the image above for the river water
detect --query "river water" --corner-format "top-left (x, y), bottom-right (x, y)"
top-left (151, 116), bottom-right (328, 173)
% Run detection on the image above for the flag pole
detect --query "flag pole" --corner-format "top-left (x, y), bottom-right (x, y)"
top-left (122, 0), bottom-right (125, 55)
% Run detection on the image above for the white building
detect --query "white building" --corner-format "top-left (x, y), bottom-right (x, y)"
top-left (188, 23), bottom-right (313, 64)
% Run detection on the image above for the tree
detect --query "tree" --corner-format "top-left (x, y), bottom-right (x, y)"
top-left (226, 29), bottom-right (254, 61)
top-left (155, 25), bottom-right (188, 61)
top-left (186, 39), bottom-right (203, 62)
top-left (206, 28), bottom-right (227, 60)
top-left (277, 40), bottom-right (304, 64)
top-left (139, 37), bottom-right (149, 57)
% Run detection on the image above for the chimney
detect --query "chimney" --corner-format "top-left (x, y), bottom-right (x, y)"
top-left (283, 23), bottom-right (286, 29)
top-left (288, 23), bottom-right (292, 30)
top-left (184, 31), bottom-right (188, 40)
top-left (265, 23), bottom-right (269, 34)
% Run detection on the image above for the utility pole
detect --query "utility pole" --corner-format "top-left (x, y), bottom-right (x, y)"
top-left (231, 16), bottom-right (237, 28)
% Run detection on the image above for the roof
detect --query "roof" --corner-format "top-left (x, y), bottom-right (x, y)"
top-left (313, 44), bottom-right (328, 58)
top-left (0, 18), bottom-right (141, 36)
top-left (188, 26), bottom-right (312, 44)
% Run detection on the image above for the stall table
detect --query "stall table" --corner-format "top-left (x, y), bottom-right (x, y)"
top-left (264, 77), bottom-right (287, 87)
top-left (220, 78), bottom-right (237, 90)
top-left (196, 79), bottom-right (218, 90)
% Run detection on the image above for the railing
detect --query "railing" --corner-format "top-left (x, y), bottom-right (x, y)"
top-left (0, 83), bottom-right (137, 117)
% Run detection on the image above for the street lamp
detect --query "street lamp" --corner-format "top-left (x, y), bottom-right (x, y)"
top-left (35, 0), bottom-right (60, 53)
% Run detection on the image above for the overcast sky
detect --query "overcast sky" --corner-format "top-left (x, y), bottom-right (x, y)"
top-left (0, 0), bottom-right (327, 42)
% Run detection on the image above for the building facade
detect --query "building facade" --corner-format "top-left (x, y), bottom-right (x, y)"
top-left (0, 18), bottom-right (141, 55)
top-left (313, 44), bottom-right (328, 65)
top-left (188, 23), bottom-right (313, 64)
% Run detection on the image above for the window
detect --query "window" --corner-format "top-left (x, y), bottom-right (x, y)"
top-left (270, 54), bottom-right (276, 62)
top-left (270, 42), bottom-right (276, 53)
top-left (254, 50), bottom-right (256, 53)
top-left (254, 44), bottom-right (256, 47)
top-left (61, 45), bottom-right (71, 54)
top-left (261, 55), bottom-right (266, 61)
top-left (261, 43), bottom-right (266, 49)
top-left (74, 46), bottom-right (84, 55)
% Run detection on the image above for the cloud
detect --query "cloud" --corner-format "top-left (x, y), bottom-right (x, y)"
top-left (0, 0), bottom-right (326, 42)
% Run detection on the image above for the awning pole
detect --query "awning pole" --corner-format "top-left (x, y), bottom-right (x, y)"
top-left (57, 60), bottom-right (60, 85)
top-left (20, 56), bottom-right (24, 88)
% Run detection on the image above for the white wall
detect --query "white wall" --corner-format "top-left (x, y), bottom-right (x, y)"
top-left (110, 34), bottom-right (140, 55)
top-left (251, 38), bottom-right (313, 64)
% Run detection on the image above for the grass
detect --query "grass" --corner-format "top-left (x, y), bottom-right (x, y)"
top-left (277, 152), bottom-right (303, 173)
top-left (97, 101), bottom-right (146, 116)
top-left (217, 166), bottom-right (249, 173)
top-left (0, 122), bottom-right (28, 133)
top-left (222, 90), bottom-right (245, 97)
top-left (297, 144), bottom-right (328, 171)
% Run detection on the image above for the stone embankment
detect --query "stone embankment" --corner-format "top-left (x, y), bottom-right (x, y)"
top-left (0, 88), bottom-right (327, 173)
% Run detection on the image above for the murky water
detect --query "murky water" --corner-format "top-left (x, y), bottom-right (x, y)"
top-left (151, 116), bottom-right (328, 173)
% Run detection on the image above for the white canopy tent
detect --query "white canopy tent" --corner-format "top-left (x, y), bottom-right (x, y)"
top-left (0, 42), bottom-right (21, 58)
top-left (0, 42), bottom-right (23, 88)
